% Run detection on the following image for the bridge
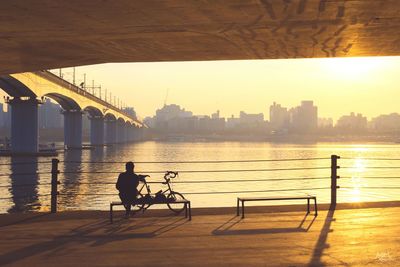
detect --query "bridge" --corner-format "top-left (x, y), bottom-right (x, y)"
top-left (1, 1), bottom-right (400, 74)
top-left (0, 71), bottom-right (145, 154)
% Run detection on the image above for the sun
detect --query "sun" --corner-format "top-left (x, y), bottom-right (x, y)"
top-left (319, 56), bottom-right (392, 80)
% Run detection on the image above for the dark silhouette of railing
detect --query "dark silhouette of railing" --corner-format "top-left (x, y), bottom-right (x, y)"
top-left (28, 156), bottom-right (335, 213)
top-left (3, 154), bottom-right (400, 213)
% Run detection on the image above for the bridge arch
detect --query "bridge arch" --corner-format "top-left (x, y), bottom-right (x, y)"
top-left (117, 117), bottom-right (126, 123)
top-left (104, 113), bottom-right (117, 121)
top-left (44, 93), bottom-right (81, 111)
top-left (0, 75), bottom-right (36, 97)
top-left (84, 105), bottom-right (103, 118)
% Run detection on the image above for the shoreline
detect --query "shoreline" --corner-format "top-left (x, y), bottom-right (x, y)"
top-left (147, 134), bottom-right (400, 143)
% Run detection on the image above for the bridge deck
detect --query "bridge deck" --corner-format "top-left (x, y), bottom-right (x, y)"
top-left (2, 1), bottom-right (400, 74)
top-left (1, 205), bottom-right (399, 266)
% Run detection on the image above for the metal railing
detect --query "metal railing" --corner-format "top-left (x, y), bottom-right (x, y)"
top-left (43, 156), bottom-right (337, 213)
top-left (3, 154), bottom-right (400, 213)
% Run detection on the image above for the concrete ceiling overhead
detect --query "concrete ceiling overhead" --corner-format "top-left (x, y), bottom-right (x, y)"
top-left (2, 0), bottom-right (400, 74)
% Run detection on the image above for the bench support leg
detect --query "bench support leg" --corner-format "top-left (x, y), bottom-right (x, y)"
top-left (307, 198), bottom-right (310, 214)
top-left (314, 198), bottom-right (318, 216)
top-left (184, 203), bottom-right (187, 218)
top-left (110, 204), bottom-right (113, 224)
top-left (241, 201), bottom-right (245, 219)
top-left (236, 198), bottom-right (239, 216)
top-left (188, 202), bottom-right (192, 221)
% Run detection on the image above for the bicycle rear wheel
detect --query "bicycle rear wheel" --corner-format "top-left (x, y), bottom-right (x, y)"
top-left (167, 191), bottom-right (186, 214)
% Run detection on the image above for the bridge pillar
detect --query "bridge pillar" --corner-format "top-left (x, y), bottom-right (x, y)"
top-left (138, 127), bottom-right (145, 141)
top-left (125, 124), bottom-right (131, 143)
top-left (127, 124), bottom-right (134, 142)
top-left (132, 126), bottom-right (144, 142)
top-left (117, 121), bottom-right (127, 143)
top-left (105, 119), bottom-right (117, 144)
top-left (131, 126), bottom-right (139, 142)
top-left (63, 110), bottom-right (83, 149)
top-left (89, 116), bottom-right (104, 146)
top-left (8, 97), bottom-right (40, 154)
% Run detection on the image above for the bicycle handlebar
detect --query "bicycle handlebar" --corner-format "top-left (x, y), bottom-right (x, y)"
top-left (164, 171), bottom-right (178, 179)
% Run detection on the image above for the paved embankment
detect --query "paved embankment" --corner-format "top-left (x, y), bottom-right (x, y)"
top-left (1, 202), bottom-right (400, 266)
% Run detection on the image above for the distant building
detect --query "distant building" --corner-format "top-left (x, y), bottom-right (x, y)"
top-left (143, 116), bottom-right (156, 128)
top-left (38, 99), bottom-right (63, 129)
top-left (196, 114), bottom-right (225, 133)
top-left (156, 104), bottom-right (192, 121)
top-left (226, 115), bottom-right (241, 128)
top-left (239, 111), bottom-right (264, 125)
top-left (336, 112), bottom-right (367, 132)
top-left (225, 111), bottom-right (266, 134)
top-left (370, 113), bottom-right (400, 132)
top-left (269, 102), bottom-right (289, 130)
top-left (122, 107), bottom-right (137, 119)
top-left (82, 115), bottom-right (90, 132)
top-left (318, 118), bottom-right (333, 128)
top-left (0, 103), bottom-right (11, 128)
top-left (211, 110), bottom-right (220, 119)
top-left (290, 101), bottom-right (318, 133)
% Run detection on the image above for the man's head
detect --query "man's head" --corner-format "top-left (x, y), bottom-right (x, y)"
top-left (125, 161), bottom-right (134, 172)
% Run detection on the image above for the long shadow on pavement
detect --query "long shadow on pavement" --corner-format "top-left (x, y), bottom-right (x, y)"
top-left (309, 208), bottom-right (335, 266)
top-left (0, 216), bottom-right (188, 266)
top-left (0, 213), bottom-right (50, 228)
top-left (212, 213), bottom-right (316, 236)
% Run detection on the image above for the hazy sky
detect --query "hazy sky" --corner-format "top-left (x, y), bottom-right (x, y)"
top-left (55, 56), bottom-right (400, 120)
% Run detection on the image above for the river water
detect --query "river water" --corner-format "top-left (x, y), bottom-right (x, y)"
top-left (1, 141), bottom-right (400, 213)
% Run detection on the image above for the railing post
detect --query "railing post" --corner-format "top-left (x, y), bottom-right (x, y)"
top-left (330, 155), bottom-right (340, 209)
top-left (51, 158), bottom-right (59, 213)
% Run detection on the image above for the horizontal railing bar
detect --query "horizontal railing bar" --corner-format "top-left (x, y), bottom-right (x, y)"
top-left (341, 157), bottom-right (400, 161)
top-left (61, 182), bottom-right (116, 185)
top-left (58, 176), bottom-right (331, 185)
top-left (0, 194), bottom-right (51, 200)
top-left (341, 166), bottom-right (400, 169)
top-left (56, 187), bottom-right (330, 196)
top-left (58, 193), bottom-right (115, 196)
top-left (59, 167), bottom-right (330, 175)
top-left (0, 161), bottom-right (52, 166)
top-left (181, 187), bottom-right (330, 195)
top-left (170, 177), bottom-right (330, 183)
top-left (341, 176), bottom-right (400, 179)
top-left (0, 183), bottom-right (51, 188)
top-left (60, 157), bottom-right (330, 164)
top-left (341, 186), bottom-right (400, 190)
top-left (0, 172), bottom-right (50, 177)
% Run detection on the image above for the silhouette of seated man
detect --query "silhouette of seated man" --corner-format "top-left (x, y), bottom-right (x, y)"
top-left (116, 161), bottom-right (148, 217)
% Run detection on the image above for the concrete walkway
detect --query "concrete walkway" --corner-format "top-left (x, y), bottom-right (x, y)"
top-left (1, 205), bottom-right (400, 266)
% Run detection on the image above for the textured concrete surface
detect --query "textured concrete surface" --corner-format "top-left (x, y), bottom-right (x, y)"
top-left (2, 0), bottom-right (400, 74)
top-left (1, 205), bottom-right (400, 266)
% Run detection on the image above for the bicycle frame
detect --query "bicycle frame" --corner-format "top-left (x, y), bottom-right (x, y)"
top-left (135, 171), bottom-right (181, 212)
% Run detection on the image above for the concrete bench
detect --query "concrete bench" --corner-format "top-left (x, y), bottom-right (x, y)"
top-left (110, 199), bottom-right (192, 223)
top-left (236, 196), bottom-right (318, 218)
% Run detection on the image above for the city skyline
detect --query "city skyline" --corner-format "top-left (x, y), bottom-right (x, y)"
top-left (144, 101), bottom-right (400, 132)
top-left (43, 56), bottom-right (400, 120)
top-left (1, 98), bottom-right (400, 130)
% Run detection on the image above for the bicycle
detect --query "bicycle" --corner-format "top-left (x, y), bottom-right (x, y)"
top-left (132, 171), bottom-right (187, 214)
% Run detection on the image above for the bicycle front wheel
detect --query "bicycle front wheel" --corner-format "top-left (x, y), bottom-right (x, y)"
top-left (167, 191), bottom-right (186, 214)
